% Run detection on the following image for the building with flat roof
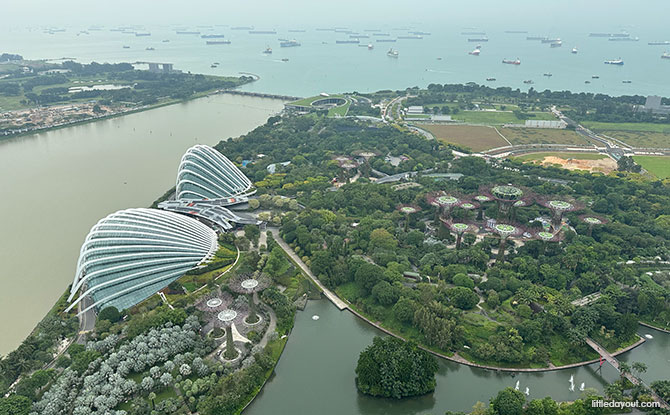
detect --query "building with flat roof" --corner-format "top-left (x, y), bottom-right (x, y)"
top-left (66, 208), bottom-right (217, 314)
top-left (642, 95), bottom-right (670, 114)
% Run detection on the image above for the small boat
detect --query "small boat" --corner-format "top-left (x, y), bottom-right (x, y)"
top-left (122, 45), bottom-right (130, 49)
top-left (662, 52), bottom-right (670, 59)
top-left (543, 73), bottom-right (552, 77)
top-left (502, 58), bottom-right (521, 65)
top-left (592, 75), bottom-right (600, 79)
top-left (604, 58), bottom-right (624, 65)
top-left (469, 48), bottom-right (481, 55)
top-left (571, 47), bottom-right (578, 54)
top-left (585, 80), bottom-right (591, 84)
top-left (281, 58), bottom-right (289, 62)
top-left (622, 80), bottom-right (632, 83)
top-left (436, 57), bottom-right (442, 60)
top-left (368, 43), bottom-right (374, 49)
top-left (486, 77), bottom-right (496, 81)
top-left (145, 47), bottom-right (155, 51)
top-left (523, 80), bottom-right (534, 84)
top-left (550, 40), bottom-right (562, 48)
top-left (210, 64), bottom-right (217, 68)
top-left (387, 48), bottom-right (399, 58)
top-left (162, 39), bottom-right (170, 43)
top-left (263, 47), bottom-right (272, 54)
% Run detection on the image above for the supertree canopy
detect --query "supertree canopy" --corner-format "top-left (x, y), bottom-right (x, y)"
top-left (474, 195), bottom-right (491, 220)
top-left (538, 197), bottom-right (582, 231)
top-left (482, 185), bottom-right (533, 220)
top-left (426, 193), bottom-right (460, 219)
top-left (397, 204), bottom-right (422, 231)
top-left (216, 309), bottom-right (239, 360)
top-left (449, 222), bottom-right (472, 249)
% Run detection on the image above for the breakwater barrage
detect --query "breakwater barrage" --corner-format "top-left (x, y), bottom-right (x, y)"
top-left (219, 90), bottom-right (303, 101)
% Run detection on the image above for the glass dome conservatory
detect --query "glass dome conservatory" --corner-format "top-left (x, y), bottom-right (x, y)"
top-left (176, 144), bottom-right (253, 201)
top-left (66, 208), bottom-right (217, 314)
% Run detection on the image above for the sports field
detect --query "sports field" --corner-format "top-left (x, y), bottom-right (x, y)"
top-left (600, 131), bottom-right (670, 148)
top-left (514, 152), bottom-right (616, 173)
top-left (420, 124), bottom-right (508, 151)
top-left (514, 152), bottom-right (607, 162)
top-left (633, 156), bottom-right (670, 179)
top-left (451, 111), bottom-right (556, 125)
top-left (502, 128), bottom-right (590, 146)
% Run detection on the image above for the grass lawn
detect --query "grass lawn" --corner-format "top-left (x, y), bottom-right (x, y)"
top-left (633, 156), bottom-right (670, 179)
top-left (514, 152), bottom-right (607, 162)
top-left (328, 99), bottom-right (350, 116)
top-left (583, 121), bottom-right (670, 134)
top-left (600, 131), bottom-right (670, 148)
top-left (502, 127), bottom-right (592, 146)
top-left (420, 124), bottom-right (508, 151)
top-left (451, 110), bottom-right (556, 125)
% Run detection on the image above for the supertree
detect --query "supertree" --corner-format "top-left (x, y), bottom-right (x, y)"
top-left (426, 192), bottom-right (460, 220)
top-left (535, 230), bottom-right (565, 255)
top-left (397, 204), bottom-right (421, 232)
top-left (492, 223), bottom-right (523, 265)
top-left (579, 214), bottom-right (609, 237)
top-left (448, 221), bottom-right (473, 249)
top-left (538, 197), bottom-right (582, 231)
top-left (228, 273), bottom-right (271, 325)
top-left (456, 200), bottom-right (479, 220)
top-left (216, 309), bottom-right (239, 360)
top-left (481, 185), bottom-right (533, 220)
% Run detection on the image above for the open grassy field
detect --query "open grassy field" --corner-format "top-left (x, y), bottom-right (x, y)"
top-left (633, 156), bottom-right (670, 179)
top-left (583, 121), bottom-right (670, 134)
top-left (502, 127), bottom-right (590, 146)
top-left (600, 131), bottom-right (670, 148)
top-left (328, 99), bottom-right (350, 116)
top-left (420, 124), bottom-right (508, 151)
top-left (451, 110), bottom-right (556, 125)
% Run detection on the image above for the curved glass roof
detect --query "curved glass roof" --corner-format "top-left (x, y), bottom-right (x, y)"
top-left (176, 144), bottom-right (252, 200)
top-left (66, 208), bottom-right (217, 314)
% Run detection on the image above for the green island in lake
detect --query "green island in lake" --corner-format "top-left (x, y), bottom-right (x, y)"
top-left (2, 80), bottom-right (670, 415)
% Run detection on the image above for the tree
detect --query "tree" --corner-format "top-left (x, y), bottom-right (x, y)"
top-left (355, 336), bottom-right (438, 399)
top-left (491, 387), bottom-right (525, 415)
top-left (98, 306), bottom-right (121, 323)
top-left (0, 395), bottom-right (31, 415)
top-left (248, 199), bottom-right (260, 210)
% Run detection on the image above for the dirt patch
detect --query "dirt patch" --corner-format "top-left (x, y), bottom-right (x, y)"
top-left (537, 156), bottom-right (617, 173)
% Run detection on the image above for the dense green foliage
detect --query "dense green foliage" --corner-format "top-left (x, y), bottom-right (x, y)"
top-left (214, 114), bottom-right (670, 367)
top-left (355, 336), bottom-right (439, 398)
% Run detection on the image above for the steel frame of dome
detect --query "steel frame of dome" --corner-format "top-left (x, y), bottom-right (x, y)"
top-left (175, 144), bottom-right (254, 201)
top-left (66, 208), bottom-right (217, 314)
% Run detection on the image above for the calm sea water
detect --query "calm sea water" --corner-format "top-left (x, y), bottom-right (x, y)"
top-left (1, 23), bottom-right (669, 99)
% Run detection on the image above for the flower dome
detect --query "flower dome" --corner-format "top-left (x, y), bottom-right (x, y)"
top-left (66, 208), bottom-right (217, 314)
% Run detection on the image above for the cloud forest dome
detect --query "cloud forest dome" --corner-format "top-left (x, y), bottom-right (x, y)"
top-left (66, 208), bottom-right (217, 314)
top-left (176, 144), bottom-right (253, 201)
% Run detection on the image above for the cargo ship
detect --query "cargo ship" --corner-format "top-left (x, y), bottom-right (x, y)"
top-left (376, 39), bottom-right (397, 43)
top-left (486, 77), bottom-right (496, 81)
top-left (609, 37), bottom-right (639, 42)
top-left (398, 35), bottom-right (423, 39)
top-left (288, 29), bottom-right (306, 33)
top-left (462, 31), bottom-right (486, 35)
top-left (550, 40), bottom-right (562, 48)
top-left (411, 31), bottom-right (431, 35)
top-left (541, 38), bottom-right (560, 43)
top-left (336, 39), bottom-right (359, 44)
top-left (527, 36), bottom-right (548, 41)
top-left (502, 58), bottom-right (521, 65)
top-left (506, 30), bottom-right (528, 34)
top-left (206, 40), bottom-right (231, 45)
top-left (231, 26), bottom-right (253, 30)
top-left (176, 31), bottom-right (200, 35)
top-left (250, 30), bottom-right (277, 34)
top-left (373, 33), bottom-right (391, 36)
top-left (280, 39), bottom-right (301, 47)
top-left (648, 41), bottom-right (670, 45)
top-left (604, 58), bottom-right (624, 65)
top-left (201, 34), bottom-right (225, 38)
top-left (469, 38), bottom-right (489, 42)
top-left (135, 32), bottom-right (151, 37)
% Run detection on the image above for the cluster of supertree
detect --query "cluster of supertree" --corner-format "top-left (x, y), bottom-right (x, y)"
top-left (227, 272), bottom-right (271, 325)
top-left (417, 183), bottom-right (613, 263)
top-left (195, 292), bottom-right (240, 360)
top-left (397, 204), bottom-right (422, 232)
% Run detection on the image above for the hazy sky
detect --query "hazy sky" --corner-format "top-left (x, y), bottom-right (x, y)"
top-left (3, 0), bottom-right (668, 31)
